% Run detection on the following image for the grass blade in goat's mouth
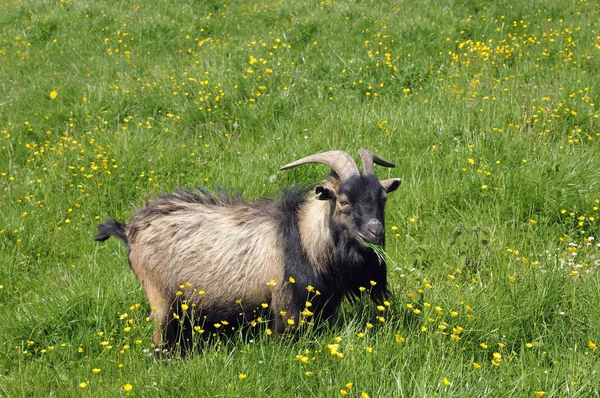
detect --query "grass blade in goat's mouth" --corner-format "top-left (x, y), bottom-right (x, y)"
top-left (365, 242), bottom-right (386, 265)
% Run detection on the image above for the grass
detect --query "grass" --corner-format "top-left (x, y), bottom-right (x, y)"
top-left (1, 0), bottom-right (600, 396)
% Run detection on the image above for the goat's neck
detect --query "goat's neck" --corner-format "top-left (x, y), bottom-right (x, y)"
top-left (297, 197), bottom-right (335, 270)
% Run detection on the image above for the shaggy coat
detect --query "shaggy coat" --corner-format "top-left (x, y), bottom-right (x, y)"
top-left (96, 150), bottom-right (401, 349)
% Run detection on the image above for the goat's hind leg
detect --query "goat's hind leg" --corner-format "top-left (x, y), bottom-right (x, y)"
top-left (140, 278), bottom-right (171, 354)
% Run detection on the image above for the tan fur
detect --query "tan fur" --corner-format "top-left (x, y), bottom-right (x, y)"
top-left (321, 175), bottom-right (342, 192)
top-left (127, 199), bottom-right (285, 346)
top-left (130, 250), bottom-right (170, 347)
top-left (298, 197), bottom-right (335, 272)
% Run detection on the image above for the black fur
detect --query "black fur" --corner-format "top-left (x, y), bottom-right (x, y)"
top-left (330, 220), bottom-right (389, 302)
top-left (94, 220), bottom-right (128, 243)
top-left (280, 184), bottom-right (389, 331)
top-left (336, 175), bottom-right (389, 302)
top-left (279, 188), bottom-right (341, 330)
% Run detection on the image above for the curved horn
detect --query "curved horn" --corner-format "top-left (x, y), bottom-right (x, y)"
top-left (358, 149), bottom-right (396, 175)
top-left (279, 150), bottom-right (359, 181)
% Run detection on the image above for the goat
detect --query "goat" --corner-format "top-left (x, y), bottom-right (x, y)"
top-left (95, 150), bottom-right (401, 350)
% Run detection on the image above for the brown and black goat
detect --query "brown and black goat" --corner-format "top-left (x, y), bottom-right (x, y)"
top-left (95, 150), bottom-right (401, 350)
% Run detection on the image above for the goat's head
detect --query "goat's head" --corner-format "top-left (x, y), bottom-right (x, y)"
top-left (280, 150), bottom-right (401, 247)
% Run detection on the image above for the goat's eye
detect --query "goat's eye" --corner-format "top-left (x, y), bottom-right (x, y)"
top-left (339, 200), bottom-right (350, 209)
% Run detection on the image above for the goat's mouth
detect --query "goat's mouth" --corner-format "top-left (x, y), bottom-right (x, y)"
top-left (357, 233), bottom-right (382, 247)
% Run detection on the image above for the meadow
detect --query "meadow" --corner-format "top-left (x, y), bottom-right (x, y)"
top-left (1, 0), bottom-right (600, 396)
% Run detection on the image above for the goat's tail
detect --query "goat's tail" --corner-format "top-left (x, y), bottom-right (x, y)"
top-left (95, 219), bottom-right (128, 244)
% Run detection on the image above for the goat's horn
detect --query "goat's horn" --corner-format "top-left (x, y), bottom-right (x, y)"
top-left (358, 149), bottom-right (396, 175)
top-left (279, 150), bottom-right (359, 181)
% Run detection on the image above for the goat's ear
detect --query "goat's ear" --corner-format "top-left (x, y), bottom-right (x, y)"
top-left (315, 186), bottom-right (336, 201)
top-left (380, 178), bottom-right (401, 193)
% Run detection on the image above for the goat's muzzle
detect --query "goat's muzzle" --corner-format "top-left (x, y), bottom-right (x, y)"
top-left (358, 219), bottom-right (384, 245)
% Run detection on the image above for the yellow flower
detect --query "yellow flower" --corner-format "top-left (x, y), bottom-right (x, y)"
top-left (443, 377), bottom-right (452, 386)
top-left (535, 392), bottom-right (546, 397)
top-left (50, 90), bottom-right (58, 99)
top-left (588, 340), bottom-right (597, 350)
top-left (473, 362), bottom-right (481, 369)
top-left (79, 382), bottom-right (88, 388)
top-left (295, 355), bottom-right (309, 363)
top-left (361, 392), bottom-right (370, 398)
top-left (340, 390), bottom-right (348, 396)
top-left (261, 303), bottom-right (269, 308)
top-left (267, 280), bottom-right (276, 286)
top-left (123, 384), bottom-right (133, 392)
top-left (92, 368), bottom-right (101, 374)
top-left (288, 276), bottom-right (295, 283)
top-left (492, 351), bottom-right (502, 366)
top-left (181, 303), bottom-right (189, 311)
top-left (238, 374), bottom-right (247, 380)
top-left (301, 308), bottom-right (313, 317)
top-left (345, 382), bottom-right (353, 389)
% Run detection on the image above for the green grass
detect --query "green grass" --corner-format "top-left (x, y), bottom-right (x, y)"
top-left (2, 0), bottom-right (600, 396)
